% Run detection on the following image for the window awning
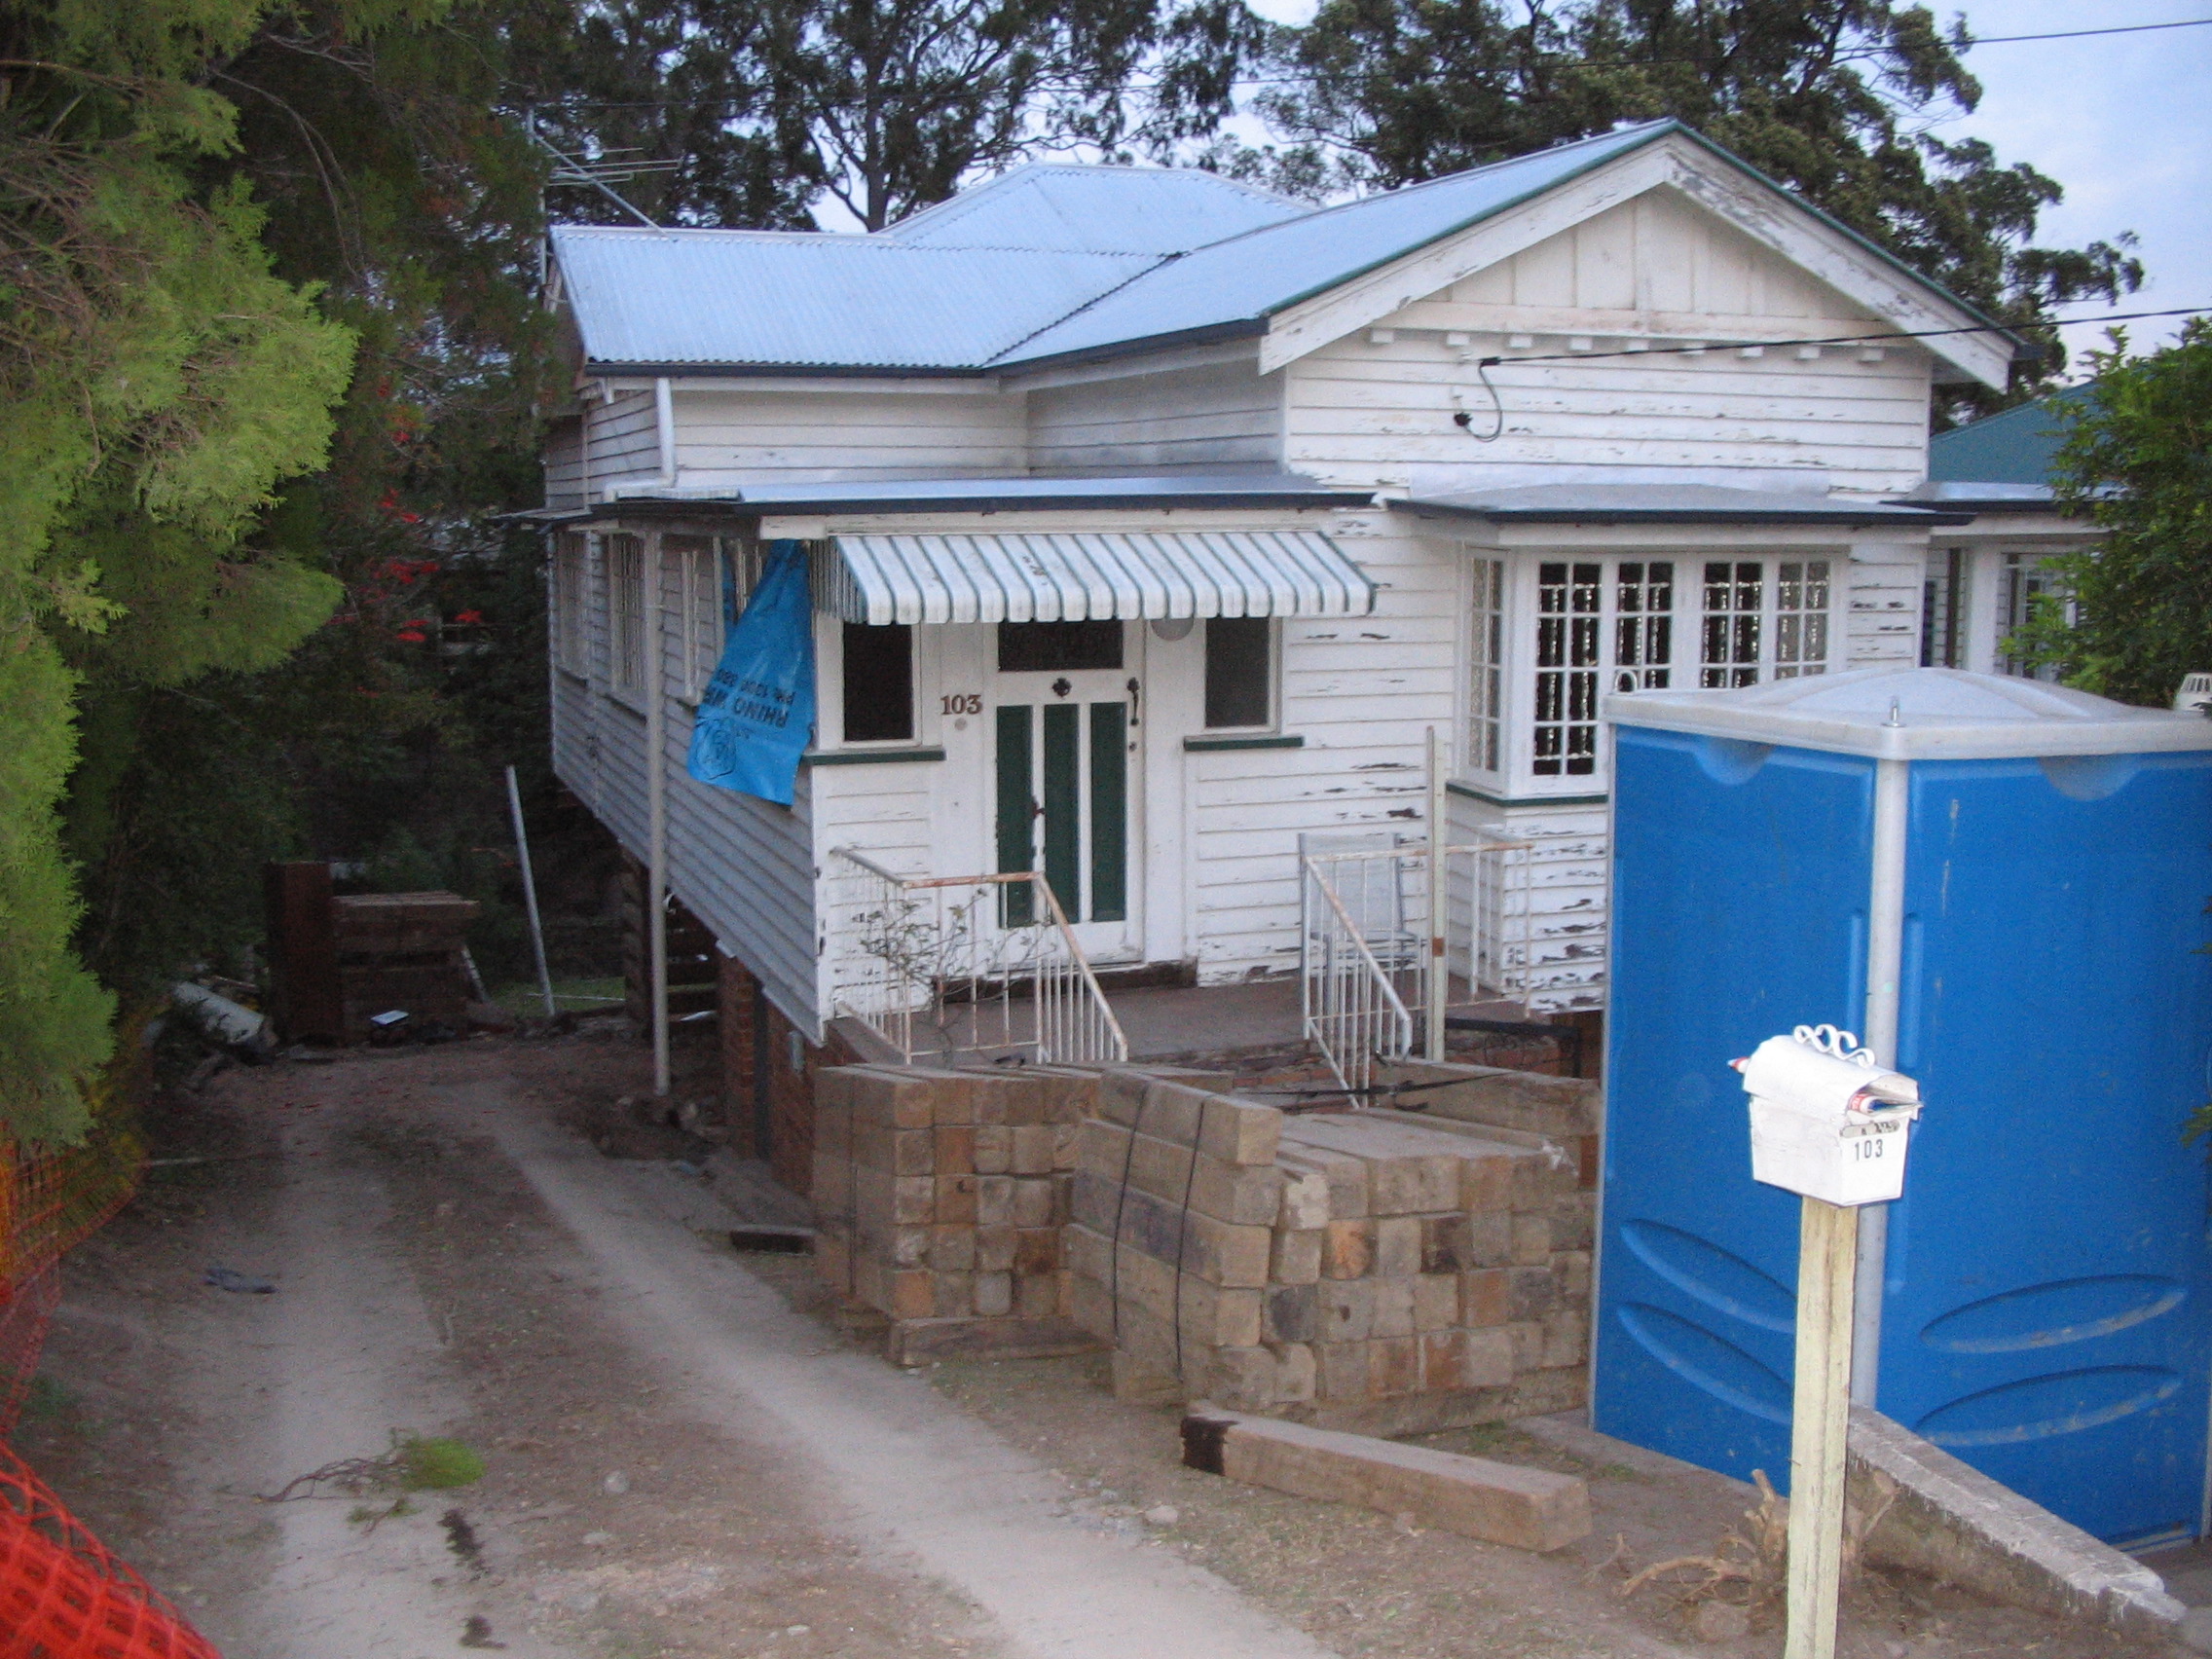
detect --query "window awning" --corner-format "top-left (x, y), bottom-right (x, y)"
top-left (815, 530), bottom-right (1375, 626)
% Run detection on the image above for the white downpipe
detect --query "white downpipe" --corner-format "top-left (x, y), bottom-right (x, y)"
top-left (647, 531), bottom-right (671, 1097)
top-left (1425, 726), bottom-right (1446, 1062)
top-left (654, 376), bottom-right (678, 488)
top-left (1851, 755), bottom-right (1910, 1405)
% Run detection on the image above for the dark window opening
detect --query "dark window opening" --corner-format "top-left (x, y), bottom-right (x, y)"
top-left (998, 620), bottom-right (1123, 673)
top-left (1204, 616), bottom-right (1272, 729)
top-left (842, 622), bottom-right (913, 742)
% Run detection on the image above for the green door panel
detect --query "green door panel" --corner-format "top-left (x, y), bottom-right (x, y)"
top-left (995, 704), bottom-right (1034, 925)
top-left (1089, 702), bottom-right (1127, 922)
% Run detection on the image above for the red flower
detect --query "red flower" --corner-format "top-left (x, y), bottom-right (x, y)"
top-left (453, 609), bottom-right (484, 625)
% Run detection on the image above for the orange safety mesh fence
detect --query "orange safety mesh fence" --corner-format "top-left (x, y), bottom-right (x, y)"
top-left (0, 1020), bottom-right (152, 1435)
top-left (0, 1439), bottom-right (218, 1658)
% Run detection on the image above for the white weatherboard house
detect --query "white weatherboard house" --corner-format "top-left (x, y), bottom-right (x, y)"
top-left (535, 118), bottom-right (2041, 1084)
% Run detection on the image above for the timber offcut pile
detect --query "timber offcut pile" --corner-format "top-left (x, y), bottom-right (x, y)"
top-left (813, 1064), bottom-right (1095, 1365)
top-left (1068, 1070), bottom-right (1594, 1434)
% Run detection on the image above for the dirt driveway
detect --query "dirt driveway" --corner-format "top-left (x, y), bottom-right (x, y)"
top-left (14, 1034), bottom-right (2182, 1659)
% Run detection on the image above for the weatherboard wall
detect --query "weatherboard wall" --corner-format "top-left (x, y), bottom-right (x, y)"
top-left (1020, 350), bottom-right (1286, 477)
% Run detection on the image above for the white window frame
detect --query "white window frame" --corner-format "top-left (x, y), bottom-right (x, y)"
top-left (1525, 554), bottom-right (1683, 785)
top-left (2000, 551), bottom-right (2070, 681)
top-left (607, 532), bottom-right (646, 705)
top-left (551, 532), bottom-right (587, 679)
top-left (1695, 555), bottom-right (1835, 688)
top-left (1466, 557), bottom-right (1506, 777)
top-left (669, 535), bottom-right (730, 704)
top-left (1200, 615), bottom-right (1281, 735)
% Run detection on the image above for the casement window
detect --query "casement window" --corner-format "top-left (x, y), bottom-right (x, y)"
top-left (1467, 559), bottom-right (1504, 774)
top-left (2001, 553), bottom-right (2068, 681)
top-left (607, 533), bottom-right (645, 695)
top-left (1698, 558), bottom-right (1831, 687)
top-left (1922, 548), bottom-right (1966, 668)
top-left (1533, 559), bottom-right (1676, 777)
top-left (670, 535), bottom-right (729, 702)
top-left (841, 623), bottom-right (915, 742)
top-left (552, 533), bottom-right (587, 676)
top-left (1203, 616), bottom-right (1272, 730)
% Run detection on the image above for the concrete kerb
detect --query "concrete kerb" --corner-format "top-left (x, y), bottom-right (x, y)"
top-left (1846, 1405), bottom-right (2187, 1639)
top-left (1521, 1407), bottom-right (2187, 1640)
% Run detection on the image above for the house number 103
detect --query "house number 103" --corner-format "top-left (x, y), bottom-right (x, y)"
top-left (940, 693), bottom-right (982, 715)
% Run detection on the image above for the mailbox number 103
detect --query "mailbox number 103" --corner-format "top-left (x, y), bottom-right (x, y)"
top-left (1852, 1135), bottom-right (1887, 1161)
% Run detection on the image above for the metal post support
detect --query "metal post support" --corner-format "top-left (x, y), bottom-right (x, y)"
top-left (505, 765), bottom-right (558, 1020)
top-left (646, 532), bottom-right (671, 1098)
top-left (1852, 756), bottom-right (1911, 1405)
top-left (1424, 725), bottom-right (1446, 1063)
top-left (1785, 1195), bottom-right (1860, 1659)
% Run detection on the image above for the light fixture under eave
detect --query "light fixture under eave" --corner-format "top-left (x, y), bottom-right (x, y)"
top-left (1150, 617), bottom-right (1197, 642)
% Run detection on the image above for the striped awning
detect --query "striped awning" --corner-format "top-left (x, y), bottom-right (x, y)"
top-left (815, 529), bottom-right (1375, 626)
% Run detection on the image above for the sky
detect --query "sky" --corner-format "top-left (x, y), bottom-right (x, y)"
top-left (1233, 0), bottom-right (2212, 371)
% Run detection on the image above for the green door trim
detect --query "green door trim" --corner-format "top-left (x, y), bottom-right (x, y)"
top-left (995, 705), bottom-right (1035, 926)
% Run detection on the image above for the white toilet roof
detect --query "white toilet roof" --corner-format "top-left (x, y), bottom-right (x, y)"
top-left (1604, 666), bottom-right (2212, 760)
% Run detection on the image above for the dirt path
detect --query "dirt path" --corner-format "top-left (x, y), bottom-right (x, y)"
top-left (17, 1035), bottom-right (2182, 1659)
top-left (20, 1040), bottom-right (1327, 1659)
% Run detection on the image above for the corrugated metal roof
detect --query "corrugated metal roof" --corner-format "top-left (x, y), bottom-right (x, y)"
top-left (552, 119), bottom-right (2006, 377)
top-left (881, 164), bottom-right (1308, 255)
top-left (551, 226), bottom-right (1149, 369)
top-left (995, 126), bottom-right (1677, 367)
top-left (1927, 386), bottom-right (2093, 485)
top-left (819, 529), bottom-right (1376, 625)
top-left (1392, 483), bottom-right (1972, 527)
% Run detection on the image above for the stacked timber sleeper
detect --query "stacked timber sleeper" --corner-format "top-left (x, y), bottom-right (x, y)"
top-left (1068, 1070), bottom-right (1594, 1431)
top-left (813, 1065), bottom-right (1085, 1331)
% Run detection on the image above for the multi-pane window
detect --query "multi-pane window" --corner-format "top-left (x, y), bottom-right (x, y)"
top-left (1532, 560), bottom-right (1677, 777)
top-left (1774, 561), bottom-right (1830, 679)
top-left (1613, 561), bottom-right (1675, 690)
top-left (2002, 553), bottom-right (2067, 681)
top-left (608, 533), bottom-right (645, 694)
top-left (552, 533), bottom-right (587, 675)
top-left (1699, 559), bottom-right (1830, 686)
top-left (1534, 563), bottom-right (1603, 776)
top-left (671, 535), bottom-right (725, 701)
top-left (1921, 549), bottom-right (1965, 668)
top-left (1700, 561), bottom-right (1764, 687)
top-left (1468, 559), bottom-right (1504, 774)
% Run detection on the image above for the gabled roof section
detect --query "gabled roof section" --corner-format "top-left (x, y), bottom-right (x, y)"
top-left (549, 225), bottom-right (1149, 371)
top-left (549, 120), bottom-right (2014, 382)
top-left (881, 163), bottom-right (1308, 255)
top-left (996, 125), bottom-right (1677, 366)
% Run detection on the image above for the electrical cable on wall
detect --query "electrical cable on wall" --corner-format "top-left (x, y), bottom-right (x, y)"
top-left (1452, 356), bottom-right (1506, 441)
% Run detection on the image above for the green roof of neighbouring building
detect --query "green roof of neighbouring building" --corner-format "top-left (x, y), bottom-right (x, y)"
top-left (1928, 385), bottom-right (2098, 486)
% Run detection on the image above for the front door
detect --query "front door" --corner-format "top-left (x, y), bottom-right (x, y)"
top-left (990, 620), bottom-right (1140, 960)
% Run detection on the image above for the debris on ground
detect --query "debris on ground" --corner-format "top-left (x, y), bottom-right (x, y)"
top-left (202, 1264), bottom-right (275, 1294)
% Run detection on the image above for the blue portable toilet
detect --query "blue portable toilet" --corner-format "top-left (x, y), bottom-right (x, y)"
top-left (1592, 667), bottom-right (2212, 1547)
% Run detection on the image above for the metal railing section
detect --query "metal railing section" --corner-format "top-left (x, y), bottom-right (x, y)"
top-left (1299, 833), bottom-right (1534, 1094)
top-left (828, 848), bottom-right (1129, 1067)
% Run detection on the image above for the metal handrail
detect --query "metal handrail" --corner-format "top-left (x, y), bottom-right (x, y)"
top-left (1301, 853), bottom-right (1415, 1097)
top-left (1299, 832), bottom-right (1538, 1092)
top-left (828, 848), bottom-right (1127, 1066)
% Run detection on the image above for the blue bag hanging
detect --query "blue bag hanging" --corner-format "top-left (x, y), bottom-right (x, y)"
top-left (686, 539), bottom-right (817, 805)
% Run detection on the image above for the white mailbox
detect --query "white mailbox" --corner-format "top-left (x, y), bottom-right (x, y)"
top-left (1734, 1025), bottom-right (1922, 1206)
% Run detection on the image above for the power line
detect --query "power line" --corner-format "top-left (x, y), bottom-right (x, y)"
top-left (517, 17), bottom-right (2212, 113)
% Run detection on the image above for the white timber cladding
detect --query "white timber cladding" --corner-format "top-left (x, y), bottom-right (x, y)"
top-left (1023, 353), bottom-right (1284, 476)
top-left (543, 147), bottom-right (1987, 1020)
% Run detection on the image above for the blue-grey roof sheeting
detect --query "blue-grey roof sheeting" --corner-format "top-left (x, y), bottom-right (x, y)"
top-left (881, 164), bottom-right (1308, 256)
top-left (822, 529), bottom-right (1376, 625)
top-left (993, 125), bottom-right (1676, 366)
top-left (551, 226), bottom-right (1149, 369)
top-left (1392, 483), bottom-right (1973, 526)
